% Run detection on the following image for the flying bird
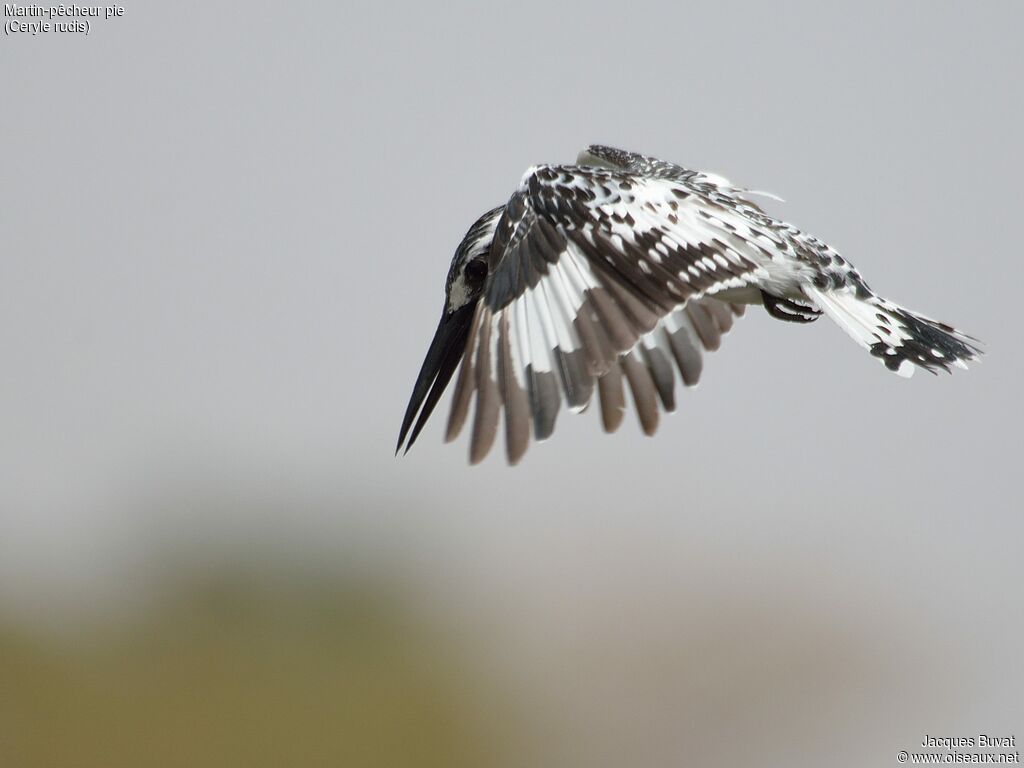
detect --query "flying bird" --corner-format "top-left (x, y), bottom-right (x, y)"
top-left (397, 145), bottom-right (981, 464)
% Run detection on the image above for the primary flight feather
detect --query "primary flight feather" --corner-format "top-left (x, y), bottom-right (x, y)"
top-left (397, 145), bottom-right (981, 465)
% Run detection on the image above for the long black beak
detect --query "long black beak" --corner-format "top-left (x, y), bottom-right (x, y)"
top-left (396, 303), bottom-right (476, 456)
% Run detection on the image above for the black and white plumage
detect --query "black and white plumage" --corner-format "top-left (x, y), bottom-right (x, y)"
top-left (397, 145), bottom-right (982, 464)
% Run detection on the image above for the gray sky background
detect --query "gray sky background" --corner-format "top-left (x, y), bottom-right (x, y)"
top-left (3, 2), bottom-right (1022, 764)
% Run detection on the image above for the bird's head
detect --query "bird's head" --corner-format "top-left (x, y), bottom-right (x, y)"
top-left (396, 205), bottom-right (504, 455)
top-left (443, 206), bottom-right (501, 314)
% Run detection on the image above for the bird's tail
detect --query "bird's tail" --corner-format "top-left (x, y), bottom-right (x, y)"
top-left (803, 285), bottom-right (982, 377)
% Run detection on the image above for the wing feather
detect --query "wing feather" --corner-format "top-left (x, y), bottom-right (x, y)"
top-left (638, 332), bottom-right (677, 411)
top-left (469, 310), bottom-right (500, 464)
top-left (445, 303), bottom-right (481, 443)
top-left (498, 312), bottom-right (530, 464)
top-left (457, 163), bottom-right (769, 462)
top-left (620, 350), bottom-right (660, 436)
top-left (597, 364), bottom-right (626, 433)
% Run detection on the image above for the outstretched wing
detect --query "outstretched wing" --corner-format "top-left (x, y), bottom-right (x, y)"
top-left (448, 163), bottom-right (785, 463)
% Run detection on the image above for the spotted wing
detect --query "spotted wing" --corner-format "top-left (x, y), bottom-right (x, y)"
top-left (448, 164), bottom-right (777, 464)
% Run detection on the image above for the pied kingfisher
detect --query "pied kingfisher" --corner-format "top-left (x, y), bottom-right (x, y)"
top-left (397, 145), bottom-right (981, 464)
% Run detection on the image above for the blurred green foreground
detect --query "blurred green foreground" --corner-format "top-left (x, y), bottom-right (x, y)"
top-left (0, 574), bottom-right (502, 768)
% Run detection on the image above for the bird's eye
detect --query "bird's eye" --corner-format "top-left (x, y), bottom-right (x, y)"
top-left (465, 258), bottom-right (488, 285)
